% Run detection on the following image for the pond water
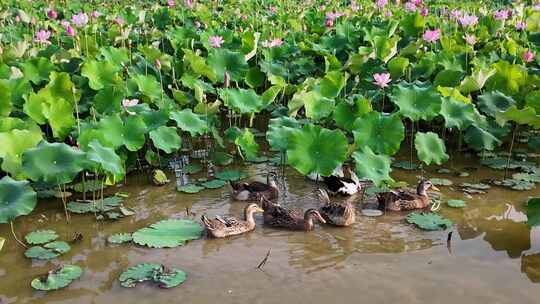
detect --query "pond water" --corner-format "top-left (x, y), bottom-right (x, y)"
top-left (1, 154), bottom-right (540, 303)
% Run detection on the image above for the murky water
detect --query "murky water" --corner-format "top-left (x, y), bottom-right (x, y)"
top-left (1, 155), bottom-right (540, 304)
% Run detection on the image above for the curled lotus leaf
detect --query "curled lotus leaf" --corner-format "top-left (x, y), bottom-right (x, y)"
top-left (132, 219), bottom-right (202, 248)
top-left (0, 176), bottom-right (37, 223)
top-left (477, 91), bottom-right (515, 118)
top-left (208, 49), bottom-right (248, 83)
top-left (440, 97), bottom-right (484, 130)
top-left (31, 265), bottom-right (83, 291)
top-left (85, 140), bottom-right (125, 183)
top-left (352, 147), bottom-right (393, 187)
top-left (0, 128), bottom-right (42, 178)
top-left (414, 132), bottom-right (449, 166)
top-left (496, 106), bottom-right (540, 128)
top-left (25, 230), bottom-right (58, 245)
top-left (464, 126), bottom-right (502, 151)
top-left (406, 212), bottom-right (453, 231)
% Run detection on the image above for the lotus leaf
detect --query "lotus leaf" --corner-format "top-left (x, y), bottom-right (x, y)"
top-left (71, 180), bottom-right (106, 193)
top-left (132, 219), bottom-right (202, 248)
top-left (208, 49), bottom-right (248, 83)
top-left (512, 172), bottom-right (540, 183)
top-left (177, 184), bottom-right (204, 194)
top-left (319, 71), bottom-right (348, 98)
top-left (440, 97), bottom-right (483, 130)
top-left (352, 147), bottom-right (393, 187)
top-left (170, 109), bottom-right (208, 136)
top-left (234, 129), bottom-right (259, 160)
top-left (201, 179), bottom-right (226, 189)
top-left (85, 140), bottom-right (125, 183)
top-left (460, 183), bottom-right (491, 190)
top-left (149, 126), bottom-right (182, 154)
top-left (219, 88), bottom-right (263, 114)
top-left (266, 116), bottom-right (302, 151)
top-left (183, 49), bottom-right (217, 82)
top-left (67, 196), bottom-right (123, 214)
top-left (494, 179), bottom-right (536, 191)
top-left (131, 74), bottom-right (162, 102)
top-left (353, 112), bottom-right (404, 155)
top-left (108, 233), bottom-right (133, 244)
top-left (414, 132), bottom-right (449, 166)
top-left (123, 115), bottom-right (148, 151)
top-left (464, 126), bottom-right (502, 151)
top-left (81, 59), bottom-right (120, 90)
top-left (215, 170), bottom-right (246, 181)
top-left (210, 152), bottom-right (233, 166)
top-left (287, 124), bottom-right (348, 176)
top-left (20, 57), bottom-right (55, 85)
top-left (25, 230), bottom-right (58, 245)
top-left (527, 197), bottom-right (540, 227)
top-left (0, 176), bottom-right (37, 223)
top-left (152, 169), bottom-right (170, 186)
top-left (182, 164), bottom-right (202, 174)
top-left (459, 68), bottom-right (496, 94)
top-left (485, 61), bottom-right (527, 97)
top-left (406, 212), bottom-right (453, 231)
top-left (25, 241), bottom-right (71, 260)
top-left (496, 106), bottom-right (540, 128)
top-left (447, 199), bottom-right (466, 208)
top-left (119, 263), bottom-right (186, 289)
top-left (391, 83), bottom-right (442, 121)
top-left (31, 265), bottom-right (83, 291)
top-left (392, 161), bottom-right (418, 170)
top-left (477, 91), bottom-right (516, 118)
top-left (0, 128), bottom-right (42, 178)
top-left (295, 90), bottom-right (335, 121)
top-left (333, 98), bottom-right (372, 131)
top-left (431, 178), bottom-right (453, 186)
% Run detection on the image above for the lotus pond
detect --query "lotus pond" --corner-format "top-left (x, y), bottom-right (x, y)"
top-left (1, 0), bottom-right (540, 302)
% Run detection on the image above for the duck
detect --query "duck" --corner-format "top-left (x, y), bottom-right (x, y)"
top-left (230, 172), bottom-right (279, 201)
top-left (201, 203), bottom-right (264, 238)
top-left (317, 189), bottom-right (356, 226)
top-left (307, 164), bottom-right (364, 196)
top-left (376, 180), bottom-right (440, 211)
top-left (261, 197), bottom-right (326, 231)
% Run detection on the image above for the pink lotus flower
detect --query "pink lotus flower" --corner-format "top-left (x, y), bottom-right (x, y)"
top-left (123, 99), bottom-right (139, 108)
top-left (262, 38), bottom-right (283, 48)
top-left (91, 11), bottom-right (102, 18)
top-left (516, 21), bottom-right (527, 30)
top-left (412, 0), bottom-right (423, 5)
top-left (269, 6), bottom-right (277, 14)
top-left (464, 34), bottom-right (476, 45)
top-left (493, 9), bottom-right (509, 21)
top-left (115, 17), bottom-right (125, 26)
top-left (373, 73), bottom-right (391, 88)
top-left (15, 15), bottom-right (21, 23)
top-left (65, 25), bottom-right (76, 37)
top-left (423, 29), bottom-right (440, 43)
top-left (320, 5), bottom-right (326, 11)
top-left (384, 11), bottom-right (393, 17)
top-left (35, 30), bottom-right (52, 44)
top-left (185, 0), bottom-right (194, 9)
top-left (351, 1), bottom-right (360, 12)
top-left (208, 35), bottom-right (224, 48)
top-left (326, 12), bottom-right (344, 20)
top-left (450, 9), bottom-right (462, 20)
top-left (155, 59), bottom-right (161, 70)
top-left (420, 7), bottom-right (428, 17)
top-left (523, 50), bottom-right (535, 63)
top-left (47, 9), bottom-right (57, 20)
top-left (325, 18), bottom-right (334, 28)
top-left (195, 21), bottom-right (201, 29)
top-left (459, 14), bottom-right (478, 27)
top-left (72, 12), bottom-right (88, 27)
top-left (376, 0), bottom-right (388, 9)
top-left (404, 2), bottom-right (417, 12)
top-left (167, 0), bottom-right (175, 8)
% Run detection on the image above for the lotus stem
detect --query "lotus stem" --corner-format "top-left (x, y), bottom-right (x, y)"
top-left (10, 221), bottom-right (27, 249)
top-left (58, 184), bottom-right (71, 223)
top-left (504, 124), bottom-right (518, 179)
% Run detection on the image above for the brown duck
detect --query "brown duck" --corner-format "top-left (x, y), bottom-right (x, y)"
top-left (261, 197), bottom-right (326, 231)
top-left (376, 180), bottom-right (439, 211)
top-left (201, 203), bottom-right (264, 238)
top-left (230, 172), bottom-right (279, 201)
top-left (317, 189), bottom-right (356, 226)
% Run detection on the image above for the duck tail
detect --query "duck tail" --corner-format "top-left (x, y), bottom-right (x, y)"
top-left (201, 214), bottom-right (214, 230)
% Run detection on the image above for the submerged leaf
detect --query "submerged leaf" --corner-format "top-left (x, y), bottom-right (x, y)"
top-left (132, 219), bottom-right (202, 248)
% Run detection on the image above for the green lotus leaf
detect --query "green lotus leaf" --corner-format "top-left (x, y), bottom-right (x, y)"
top-left (24, 89), bottom-right (75, 139)
top-left (447, 199), bottom-right (466, 208)
top-left (434, 70), bottom-right (463, 87)
top-left (78, 114), bottom-right (124, 149)
top-left (94, 85), bottom-right (125, 114)
top-left (215, 170), bottom-right (246, 181)
top-left (0, 176), bottom-right (37, 223)
top-left (71, 180), bottom-right (105, 193)
top-left (437, 86), bottom-right (471, 103)
top-left (208, 49), bottom-right (248, 83)
top-left (201, 179), bottom-right (227, 189)
top-left (235, 129), bottom-right (259, 160)
top-left (496, 106), bottom-right (540, 128)
top-left (131, 74), bottom-right (162, 102)
top-left (485, 61), bottom-right (527, 97)
top-left (183, 49), bottom-right (217, 82)
top-left (406, 212), bottom-right (453, 230)
top-left (0, 80), bottom-right (11, 116)
top-left (440, 97), bottom-right (483, 130)
top-left (22, 141), bottom-right (87, 185)
top-left (460, 183), bottom-right (491, 190)
top-left (352, 147), bottom-right (393, 187)
top-left (155, 268), bottom-right (187, 289)
top-left (464, 126), bottom-right (501, 151)
top-left (525, 91), bottom-right (540, 113)
top-left (287, 124), bottom-right (348, 176)
top-left (140, 110), bottom-right (170, 131)
top-left (132, 219), bottom-right (202, 248)
top-left (25, 230), bottom-right (58, 245)
top-left (266, 116), bottom-right (302, 151)
top-left (100, 46), bottom-right (129, 68)
top-left (219, 88), bottom-right (263, 114)
top-left (0, 128), bottom-right (42, 178)
top-left (459, 68), bottom-right (496, 94)
top-left (20, 57), bottom-right (55, 85)
top-left (431, 178), bottom-right (453, 186)
top-left (353, 112), bottom-right (404, 155)
top-left (149, 126), bottom-right (182, 154)
top-left (480, 157), bottom-right (523, 170)
top-left (210, 151), bottom-right (233, 166)
top-left (177, 184), bottom-right (204, 194)
top-left (392, 161), bottom-right (418, 170)
top-left (401, 12), bottom-right (426, 36)
top-left (81, 59), bottom-right (120, 90)
top-left (414, 132), bottom-right (449, 166)
top-left (512, 172), bottom-right (540, 183)
top-left (31, 265), bottom-right (83, 291)
top-left (85, 140), bottom-right (125, 183)
top-left (67, 196), bottom-right (123, 214)
top-left (245, 67), bottom-right (265, 88)
top-left (372, 35), bottom-right (400, 63)
top-left (25, 241), bottom-right (71, 260)
top-left (301, 90), bottom-right (335, 121)
top-left (182, 164), bottom-right (202, 174)
top-left (170, 109), bottom-right (208, 136)
top-left (477, 91), bottom-right (516, 118)
top-left (319, 71), bottom-right (348, 98)
top-left (119, 263), bottom-right (186, 289)
top-left (527, 197), bottom-right (540, 227)
top-left (391, 83), bottom-right (442, 121)
top-left (107, 233), bottom-right (133, 244)
top-left (124, 115), bottom-right (148, 151)
top-left (388, 57), bottom-right (410, 79)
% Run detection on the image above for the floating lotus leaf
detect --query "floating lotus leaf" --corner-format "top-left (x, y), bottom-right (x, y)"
top-left (431, 178), bottom-right (453, 186)
top-left (414, 132), bottom-right (449, 166)
top-left (31, 265), bottom-right (83, 291)
top-left (149, 126), bottom-right (182, 154)
top-left (437, 168), bottom-right (452, 174)
top-left (496, 106), bottom-right (540, 128)
top-left (391, 83), bottom-right (442, 121)
top-left (22, 141), bottom-right (87, 185)
top-left (20, 57), bottom-right (55, 85)
top-left (477, 91), bottom-right (516, 118)
top-left (201, 179), bottom-right (227, 189)
top-left (0, 176), bottom-right (37, 223)
top-left (132, 219), bottom-right (202, 248)
top-left (177, 184), bottom-right (204, 194)
top-left (392, 161), bottom-right (418, 170)
top-left (234, 129), bottom-right (259, 160)
top-left (85, 140), bottom-right (124, 183)
top-left (67, 196), bottom-right (123, 214)
top-left (406, 212), bottom-right (453, 231)
top-left (353, 112), bottom-right (404, 155)
top-left (447, 199), bottom-right (466, 208)
top-left (494, 179), bottom-right (536, 191)
top-left (119, 263), bottom-right (186, 289)
top-left (287, 124), bottom-right (348, 176)
top-left (215, 170), bottom-right (246, 181)
top-left (512, 172), bottom-right (540, 183)
top-left (464, 126), bottom-right (502, 151)
top-left (170, 109), bottom-right (208, 136)
top-left (71, 180), bottom-right (105, 193)
top-left (108, 233), bottom-right (133, 244)
top-left (527, 197), bottom-right (540, 227)
top-left (480, 157), bottom-right (524, 170)
top-left (319, 71), bottom-right (348, 98)
top-left (182, 164), bottom-right (202, 174)
top-left (25, 230), bottom-right (58, 245)
top-left (352, 147), bottom-right (393, 187)
top-left (266, 116), bottom-right (302, 151)
top-left (81, 59), bottom-right (120, 90)
top-left (25, 241), bottom-right (71, 260)
top-left (208, 49), bottom-right (248, 83)
top-left (219, 88), bottom-right (263, 114)
top-left (440, 97), bottom-right (483, 130)
top-left (333, 98), bottom-right (372, 131)
top-left (460, 183), bottom-right (491, 190)
top-left (0, 128), bottom-right (42, 178)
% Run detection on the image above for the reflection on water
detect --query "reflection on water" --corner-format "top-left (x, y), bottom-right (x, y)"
top-left (1, 157), bottom-right (540, 303)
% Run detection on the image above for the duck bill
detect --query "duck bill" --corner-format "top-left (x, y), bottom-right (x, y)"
top-left (255, 206), bottom-right (264, 213)
top-left (316, 212), bottom-right (326, 224)
top-left (431, 185), bottom-right (440, 191)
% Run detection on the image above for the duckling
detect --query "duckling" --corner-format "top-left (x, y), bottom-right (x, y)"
top-left (261, 197), bottom-right (326, 231)
top-left (201, 203), bottom-right (264, 238)
top-left (230, 172), bottom-right (279, 201)
top-left (317, 189), bottom-right (356, 226)
top-left (376, 180), bottom-right (440, 211)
